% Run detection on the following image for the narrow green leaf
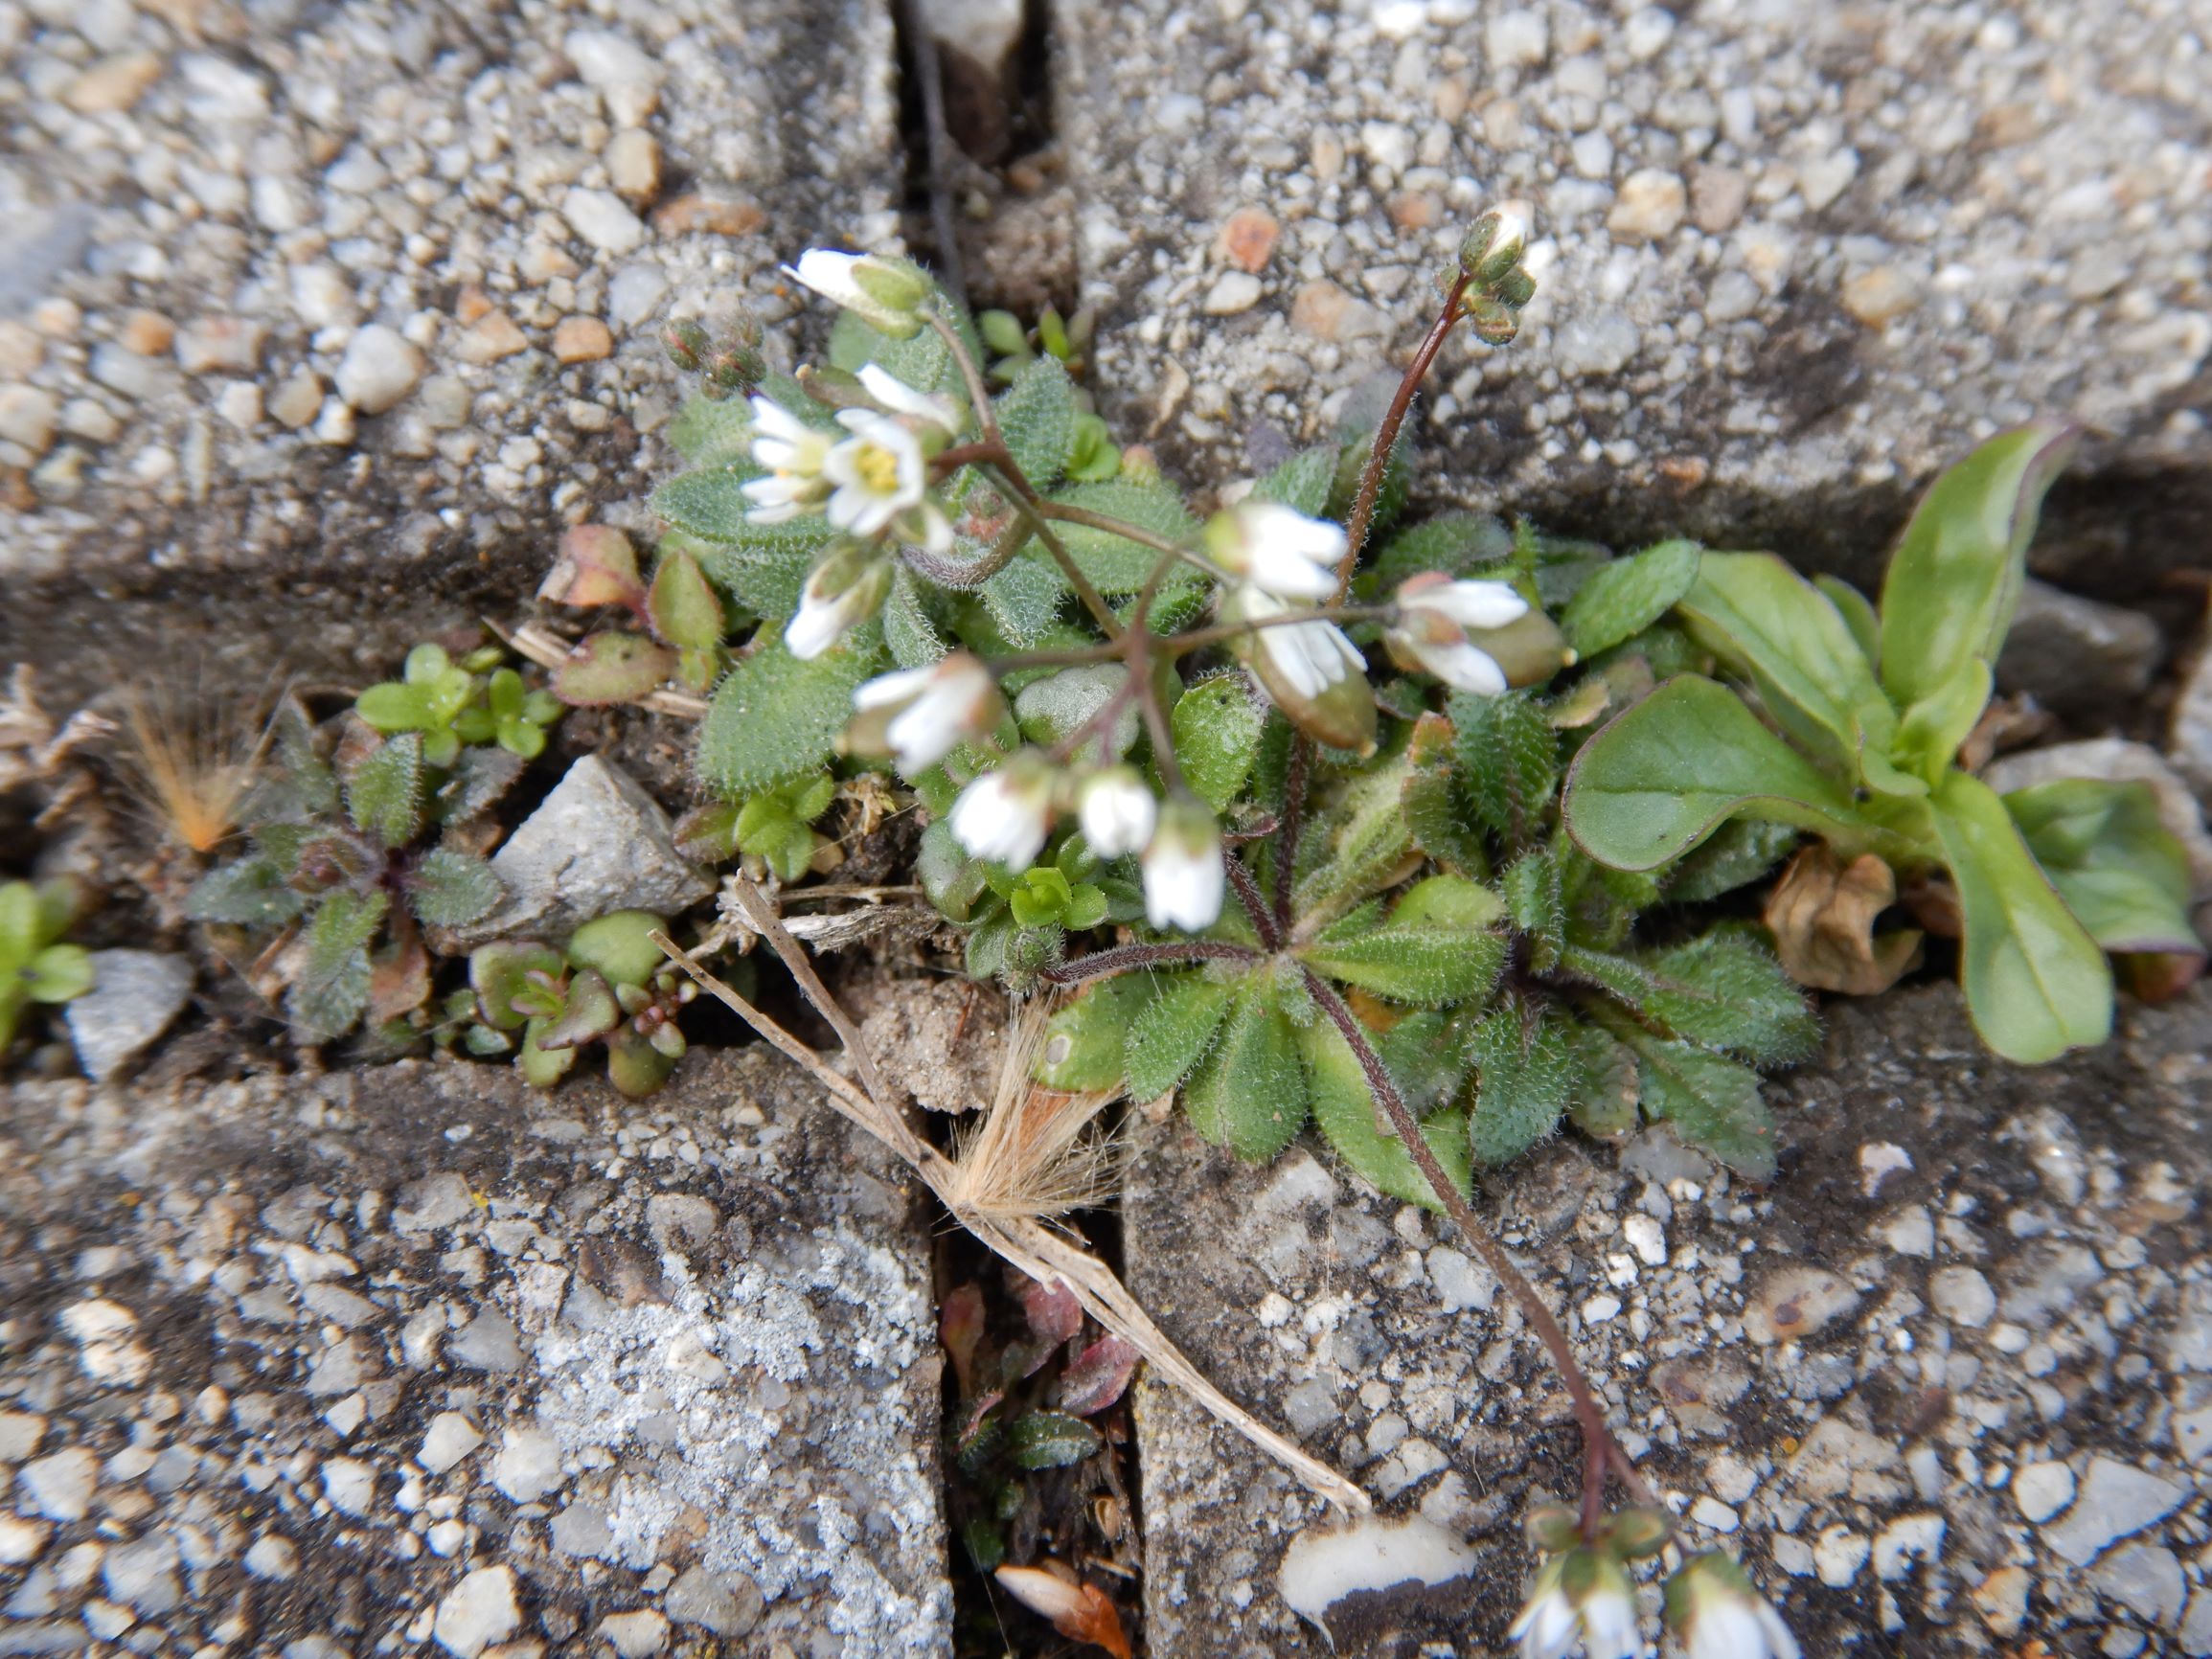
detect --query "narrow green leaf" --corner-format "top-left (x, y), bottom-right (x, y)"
top-left (1251, 444), bottom-right (1341, 516)
top-left (696, 625), bottom-right (885, 796)
top-left (1297, 877), bottom-right (1508, 1007)
top-left (1661, 819), bottom-right (1798, 903)
top-left (1289, 756), bottom-right (1419, 931)
top-left (1561, 539), bottom-right (1701, 658)
top-left (1880, 420), bottom-right (2080, 715)
top-left (2005, 778), bottom-right (2201, 955)
top-left (1890, 656), bottom-right (1993, 786)
top-left (1370, 511), bottom-right (1516, 590)
top-left (1927, 770), bottom-right (2112, 1062)
top-left (1007, 1410), bottom-right (1103, 1470)
top-left (1676, 551), bottom-right (1889, 773)
top-left (1448, 689), bottom-right (1557, 850)
top-left (406, 849), bottom-right (504, 928)
top-left (1172, 674), bottom-right (1266, 812)
top-left (1181, 980), bottom-right (1311, 1161)
top-left (1562, 1021), bottom-right (1640, 1141)
top-left (1502, 849), bottom-right (1565, 966)
top-left (1122, 972), bottom-right (1236, 1100)
top-left (1302, 1016), bottom-right (1471, 1210)
top-left (995, 353), bottom-right (1079, 490)
top-left (1470, 996), bottom-right (1574, 1167)
top-left (1399, 713), bottom-right (1486, 877)
top-left (1561, 675), bottom-right (1866, 872)
top-left (346, 734), bottom-right (425, 850)
top-left (884, 563), bottom-right (947, 668)
top-left (1615, 1029), bottom-right (1778, 1181)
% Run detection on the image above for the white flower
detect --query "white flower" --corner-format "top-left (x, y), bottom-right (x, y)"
top-left (857, 363), bottom-right (963, 441)
top-left (1665, 1554), bottom-right (1798, 1659)
top-left (1398, 575), bottom-right (1529, 631)
top-left (1142, 800), bottom-right (1224, 932)
top-left (1463, 205), bottom-right (1530, 284)
top-left (742, 397), bottom-right (835, 523)
top-left (1203, 501), bottom-right (1346, 600)
top-left (948, 761), bottom-right (1054, 869)
top-left (786, 548), bottom-right (889, 660)
top-left (823, 412), bottom-right (928, 539)
top-left (1510, 1551), bottom-right (1643, 1659)
top-left (787, 249), bottom-right (933, 337)
top-left (1078, 768), bottom-right (1158, 858)
top-left (1386, 573), bottom-right (1528, 693)
top-left (1241, 585), bottom-right (1366, 700)
top-left (853, 653), bottom-right (999, 776)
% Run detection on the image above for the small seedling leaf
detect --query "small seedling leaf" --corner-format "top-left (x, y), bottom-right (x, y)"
top-left (1181, 980), bottom-right (1311, 1161)
top-left (1121, 971), bottom-right (1236, 1101)
top-left (1561, 538), bottom-right (1701, 658)
top-left (406, 849), bottom-right (504, 927)
top-left (345, 733), bottom-right (425, 849)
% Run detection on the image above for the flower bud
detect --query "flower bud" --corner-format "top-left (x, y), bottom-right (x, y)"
top-left (1510, 1546), bottom-right (1641, 1659)
top-left (1460, 207), bottom-right (1530, 288)
top-left (1142, 798), bottom-right (1224, 932)
top-left (1664, 1553), bottom-right (1801, 1659)
top-left (788, 250), bottom-right (935, 339)
top-left (1466, 608), bottom-right (1571, 690)
top-left (1203, 500), bottom-right (1345, 600)
top-left (1466, 294), bottom-right (1523, 346)
top-left (787, 541), bottom-right (891, 660)
top-left (947, 753), bottom-right (1056, 870)
top-left (847, 653), bottom-right (1003, 777)
top-left (1225, 584), bottom-right (1378, 755)
top-left (661, 318), bottom-right (710, 373)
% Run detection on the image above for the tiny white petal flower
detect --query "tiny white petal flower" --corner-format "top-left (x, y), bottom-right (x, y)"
top-left (1399, 575), bottom-right (1530, 630)
top-left (1510, 1551), bottom-right (1644, 1659)
top-left (1391, 629), bottom-right (1510, 694)
top-left (854, 653), bottom-right (999, 776)
top-left (823, 414), bottom-right (927, 538)
top-left (857, 362), bottom-right (964, 440)
top-left (743, 397), bottom-right (836, 522)
top-left (1241, 585), bottom-right (1364, 700)
top-left (1142, 801), bottom-right (1224, 932)
top-left (1204, 501), bottom-right (1345, 600)
top-left (1666, 1553), bottom-right (1798, 1659)
top-left (1078, 768), bottom-right (1158, 858)
top-left (948, 762), bottom-right (1054, 869)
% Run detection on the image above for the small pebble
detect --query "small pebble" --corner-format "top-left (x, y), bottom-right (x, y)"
top-left (1201, 272), bottom-right (1264, 316)
top-left (334, 325), bottom-right (425, 414)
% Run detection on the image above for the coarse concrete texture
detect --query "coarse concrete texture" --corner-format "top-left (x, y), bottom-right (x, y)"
top-left (0, 1047), bottom-right (951, 1655)
top-left (0, 0), bottom-right (900, 702)
top-left (1053, 0), bottom-right (2212, 614)
top-left (1121, 981), bottom-right (2212, 1656)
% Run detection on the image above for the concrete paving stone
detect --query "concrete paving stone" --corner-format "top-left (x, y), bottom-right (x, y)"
top-left (0, 1047), bottom-right (949, 1655)
top-left (1053, 0), bottom-right (2212, 613)
top-left (1119, 979), bottom-right (2212, 1655)
top-left (0, 0), bottom-right (901, 704)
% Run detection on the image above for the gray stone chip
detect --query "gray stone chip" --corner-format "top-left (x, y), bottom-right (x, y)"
top-left (65, 949), bottom-right (194, 1082)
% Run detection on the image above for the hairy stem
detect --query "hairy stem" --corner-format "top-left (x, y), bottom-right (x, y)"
top-left (1043, 940), bottom-right (1261, 986)
top-left (1331, 271), bottom-right (1474, 603)
top-left (1272, 737), bottom-right (1309, 938)
top-left (1299, 965), bottom-right (1653, 1509)
top-left (1222, 852), bottom-right (1280, 951)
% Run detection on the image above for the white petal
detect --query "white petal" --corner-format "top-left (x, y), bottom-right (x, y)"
top-left (858, 363), bottom-right (963, 436)
top-left (1421, 579), bottom-right (1530, 629)
top-left (1419, 637), bottom-right (1509, 694)
top-left (855, 665), bottom-right (934, 711)
top-left (1580, 1591), bottom-right (1644, 1659)
top-left (949, 773), bottom-right (1049, 868)
top-left (1752, 1603), bottom-right (1801, 1659)
top-left (790, 249), bottom-right (863, 306)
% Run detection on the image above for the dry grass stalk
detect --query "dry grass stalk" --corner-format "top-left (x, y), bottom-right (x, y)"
top-left (652, 880), bottom-right (1371, 1515)
top-left (943, 1002), bottom-right (1124, 1224)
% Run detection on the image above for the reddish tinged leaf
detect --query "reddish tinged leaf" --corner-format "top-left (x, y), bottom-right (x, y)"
top-left (2116, 949), bottom-right (2207, 1004)
top-left (940, 1283), bottom-right (987, 1397)
top-left (993, 1567), bottom-right (1131, 1659)
top-left (1017, 1274), bottom-right (1083, 1352)
top-left (1055, 1335), bottom-right (1140, 1417)
top-left (541, 524), bottom-right (647, 610)
top-left (552, 632), bottom-right (677, 706)
top-left (368, 934), bottom-right (432, 1024)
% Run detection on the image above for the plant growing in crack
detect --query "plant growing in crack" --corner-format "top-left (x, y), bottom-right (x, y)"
top-left (185, 701), bottom-right (511, 1044)
top-left (0, 877), bottom-right (94, 1054)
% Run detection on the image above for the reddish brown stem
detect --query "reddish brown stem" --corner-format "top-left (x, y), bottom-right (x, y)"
top-left (1299, 964), bottom-right (1652, 1510)
top-left (1330, 270), bottom-right (1475, 604)
top-left (1272, 736), bottom-right (1309, 938)
top-left (1223, 852), bottom-right (1280, 951)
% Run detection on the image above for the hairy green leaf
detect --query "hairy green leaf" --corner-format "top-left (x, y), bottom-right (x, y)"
top-left (1290, 756), bottom-right (1419, 931)
top-left (1045, 480), bottom-right (1201, 595)
top-left (1007, 1410), bottom-right (1103, 1470)
top-left (884, 564), bottom-right (948, 668)
top-left (827, 300), bottom-right (970, 397)
top-left (186, 856), bottom-right (308, 927)
top-left (1662, 819), bottom-right (1798, 903)
top-left (1880, 420), bottom-right (2079, 716)
top-left (553, 632), bottom-right (678, 707)
top-left (1502, 849), bottom-right (1565, 967)
top-left (1400, 713), bottom-right (1486, 877)
top-left (346, 734), bottom-right (425, 850)
top-left (1631, 932), bottom-right (1819, 1063)
top-left (1298, 876), bottom-right (1507, 1006)
top-left (406, 849), bottom-right (503, 928)
top-left (1562, 1022), bottom-right (1640, 1141)
top-left (1677, 552), bottom-right (1890, 775)
top-left (1449, 689), bottom-right (1557, 850)
top-left (1181, 979), bottom-right (1311, 1161)
top-left (1303, 1016), bottom-right (1471, 1209)
top-left (1616, 1028), bottom-right (1778, 1181)
top-left (980, 548), bottom-right (1067, 648)
top-left (1173, 674), bottom-right (1266, 812)
top-left (1561, 538), bottom-right (1701, 658)
top-left (1470, 996), bottom-right (1574, 1166)
top-left (1370, 511), bottom-right (1516, 590)
top-left (1561, 675), bottom-right (1866, 872)
top-left (697, 625), bottom-right (885, 796)
top-left (2006, 778), bottom-right (2201, 956)
top-left (1251, 444), bottom-right (1341, 517)
top-left (290, 890), bottom-right (388, 1041)
top-left (1122, 972), bottom-right (1236, 1101)
top-left (664, 389), bottom-right (758, 468)
top-left (1016, 664), bottom-right (1136, 761)
top-left (1029, 972), bottom-right (1154, 1091)
top-left (996, 353), bottom-right (1079, 490)
top-left (1926, 771), bottom-right (2112, 1062)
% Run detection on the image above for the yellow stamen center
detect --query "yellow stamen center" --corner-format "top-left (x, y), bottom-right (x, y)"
top-left (854, 444), bottom-right (901, 494)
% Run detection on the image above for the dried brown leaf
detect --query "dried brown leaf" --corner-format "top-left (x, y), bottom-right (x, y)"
top-left (1762, 844), bottom-right (1923, 996)
top-left (993, 1566), bottom-right (1132, 1659)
